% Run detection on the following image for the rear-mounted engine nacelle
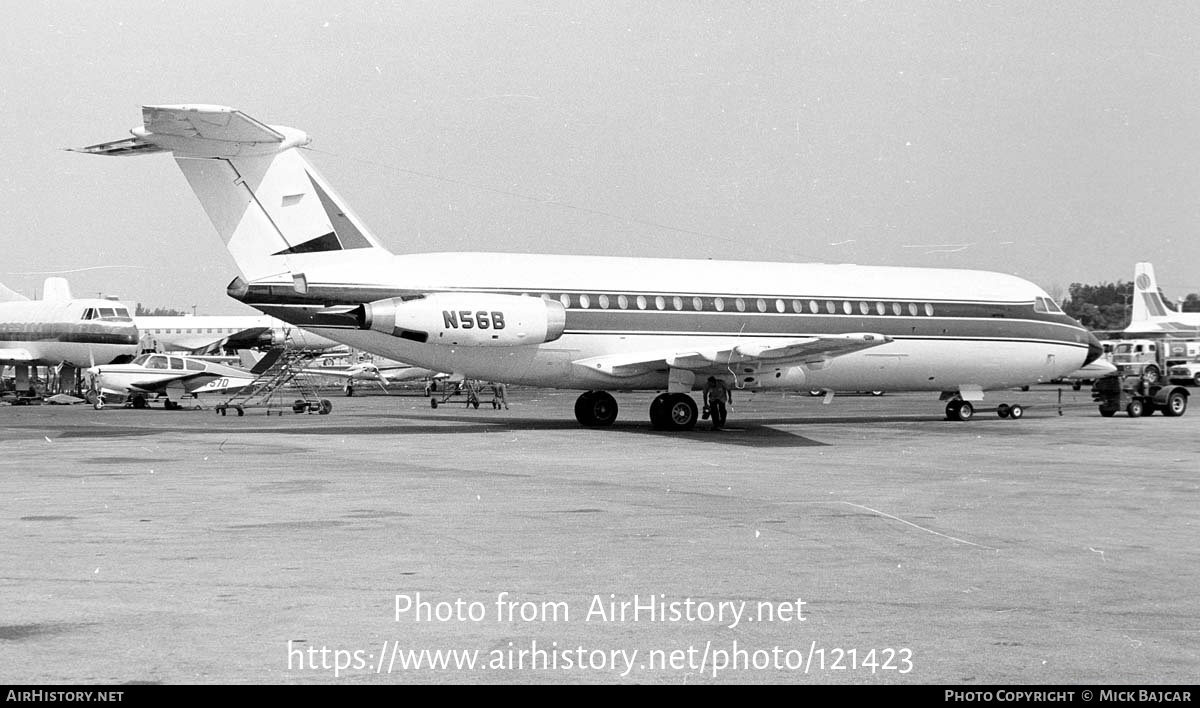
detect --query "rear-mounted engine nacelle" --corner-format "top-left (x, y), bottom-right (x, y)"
top-left (358, 293), bottom-right (567, 346)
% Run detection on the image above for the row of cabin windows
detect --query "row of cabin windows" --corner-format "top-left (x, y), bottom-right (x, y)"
top-left (80, 307), bottom-right (132, 321)
top-left (531, 293), bottom-right (939, 317)
top-left (149, 328), bottom-right (235, 335)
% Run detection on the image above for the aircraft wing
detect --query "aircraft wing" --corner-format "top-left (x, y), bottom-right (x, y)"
top-left (572, 333), bottom-right (891, 378)
top-left (0, 348), bottom-right (35, 363)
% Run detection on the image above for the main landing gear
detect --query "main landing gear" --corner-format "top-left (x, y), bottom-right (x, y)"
top-left (573, 391), bottom-right (702, 430)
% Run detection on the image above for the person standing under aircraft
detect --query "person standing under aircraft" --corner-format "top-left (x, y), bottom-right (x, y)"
top-left (703, 376), bottom-right (732, 430)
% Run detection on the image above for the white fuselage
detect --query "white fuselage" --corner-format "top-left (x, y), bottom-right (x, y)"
top-left (0, 300), bottom-right (139, 368)
top-left (237, 251), bottom-right (1098, 395)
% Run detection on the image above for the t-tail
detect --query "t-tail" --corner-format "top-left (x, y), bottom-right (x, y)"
top-left (71, 105), bottom-right (393, 285)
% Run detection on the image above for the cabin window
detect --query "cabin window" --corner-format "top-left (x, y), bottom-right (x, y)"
top-left (925, 303), bottom-right (935, 316)
top-left (146, 356), bottom-right (167, 370)
top-left (791, 300), bottom-right (802, 314)
top-left (809, 300), bottom-right (820, 314)
top-left (80, 308), bottom-right (96, 320)
top-left (859, 301), bottom-right (870, 315)
top-left (169, 357), bottom-right (185, 370)
top-left (875, 302), bottom-right (886, 315)
top-left (579, 294), bottom-right (591, 308)
top-left (825, 301), bottom-right (836, 314)
top-left (636, 295), bottom-right (648, 310)
top-left (598, 294), bottom-right (610, 309)
top-left (776, 299), bottom-right (787, 313)
top-left (185, 359), bottom-right (205, 371)
top-left (559, 294), bottom-right (571, 308)
top-left (100, 308), bottom-right (115, 318)
top-left (756, 298), bottom-right (766, 313)
top-left (735, 298), bottom-right (746, 312)
top-left (655, 296), bottom-right (666, 310)
top-left (673, 296), bottom-right (684, 311)
top-left (618, 295), bottom-right (629, 309)
top-left (692, 296), bottom-right (703, 311)
top-left (715, 298), bottom-right (725, 312)
top-left (842, 301), bottom-right (853, 315)
top-left (892, 302), bottom-right (903, 316)
top-left (908, 303), bottom-right (919, 316)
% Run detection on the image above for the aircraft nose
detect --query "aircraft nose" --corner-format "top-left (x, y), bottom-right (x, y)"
top-left (1083, 334), bottom-right (1105, 365)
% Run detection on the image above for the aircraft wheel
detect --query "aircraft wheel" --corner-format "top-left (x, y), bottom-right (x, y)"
top-left (665, 393), bottom-right (699, 431)
top-left (1008, 404), bottom-right (1024, 419)
top-left (1126, 399), bottom-right (1144, 418)
top-left (132, 395), bottom-right (148, 410)
top-left (997, 403), bottom-right (1011, 419)
top-left (871, 390), bottom-right (884, 396)
top-left (472, 400), bottom-right (479, 409)
top-left (1072, 381), bottom-right (1082, 391)
top-left (93, 399), bottom-right (104, 410)
top-left (1193, 373), bottom-right (1200, 388)
top-left (648, 393), bottom-right (671, 429)
top-left (808, 389), bottom-right (824, 397)
top-left (235, 406), bottom-right (244, 417)
top-left (318, 399), bottom-right (333, 415)
top-left (1162, 391), bottom-right (1188, 417)
top-left (345, 385), bottom-right (354, 397)
top-left (430, 398), bottom-right (438, 408)
top-left (85, 390), bottom-right (100, 405)
top-left (292, 400), bottom-right (306, 414)
top-left (217, 407), bottom-right (226, 416)
top-left (574, 391), bottom-right (618, 427)
top-left (1099, 408), bottom-right (1116, 417)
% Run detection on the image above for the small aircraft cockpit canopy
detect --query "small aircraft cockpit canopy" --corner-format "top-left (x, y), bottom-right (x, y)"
top-left (1033, 297), bottom-right (1063, 314)
top-left (81, 306), bottom-right (132, 321)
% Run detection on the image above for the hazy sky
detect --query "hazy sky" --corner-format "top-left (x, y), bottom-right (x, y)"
top-left (4, 1), bottom-right (1199, 313)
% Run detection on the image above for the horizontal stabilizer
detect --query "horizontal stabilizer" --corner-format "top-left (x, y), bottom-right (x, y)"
top-left (71, 104), bottom-right (309, 158)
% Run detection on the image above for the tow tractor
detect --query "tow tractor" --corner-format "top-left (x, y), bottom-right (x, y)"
top-left (1091, 373), bottom-right (1188, 418)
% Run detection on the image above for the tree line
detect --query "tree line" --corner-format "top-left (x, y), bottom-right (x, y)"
top-left (1061, 282), bottom-right (1200, 331)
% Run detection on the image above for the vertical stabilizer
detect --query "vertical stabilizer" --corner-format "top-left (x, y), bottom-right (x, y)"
top-left (1131, 262), bottom-right (1172, 324)
top-left (41, 277), bottom-right (72, 302)
top-left (73, 105), bottom-right (393, 283)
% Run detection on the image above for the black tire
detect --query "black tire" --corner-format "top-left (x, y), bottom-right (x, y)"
top-left (1072, 381), bottom-right (1082, 391)
top-left (318, 399), bottom-right (332, 415)
top-left (574, 391), bottom-right (618, 427)
top-left (235, 406), bottom-right (244, 417)
top-left (1099, 408), bottom-right (1116, 417)
top-left (1126, 399), bottom-right (1144, 418)
top-left (1143, 366), bottom-right (1160, 385)
top-left (1193, 373), bottom-right (1200, 388)
top-left (1162, 390), bottom-right (1188, 417)
top-left (132, 395), bottom-right (148, 410)
top-left (997, 403), bottom-right (1011, 419)
top-left (664, 393), bottom-right (698, 431)
top-left (648, 393), bottom-right (670, 429)
top-left (946, 400), bottom-right (973, 422)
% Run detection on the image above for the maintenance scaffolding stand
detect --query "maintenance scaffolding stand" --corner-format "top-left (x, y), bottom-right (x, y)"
top-left (214, 348), bottom-right (333, 416)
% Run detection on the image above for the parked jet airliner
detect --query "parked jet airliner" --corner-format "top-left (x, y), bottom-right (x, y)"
top-left (75, 105), bottom-right (1104, 429)
top-left (0, 277), bottom-right (138, 369)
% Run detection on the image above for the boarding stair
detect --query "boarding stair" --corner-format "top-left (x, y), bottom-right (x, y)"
top-left (214, 348), bottom-right (333, 416)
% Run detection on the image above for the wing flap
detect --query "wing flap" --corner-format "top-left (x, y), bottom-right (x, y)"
top-left (573, 333), bottom-right (891, 378)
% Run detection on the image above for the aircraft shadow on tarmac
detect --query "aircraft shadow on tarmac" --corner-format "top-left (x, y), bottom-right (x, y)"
top-left (49, 412), bottom-right (829, 448)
